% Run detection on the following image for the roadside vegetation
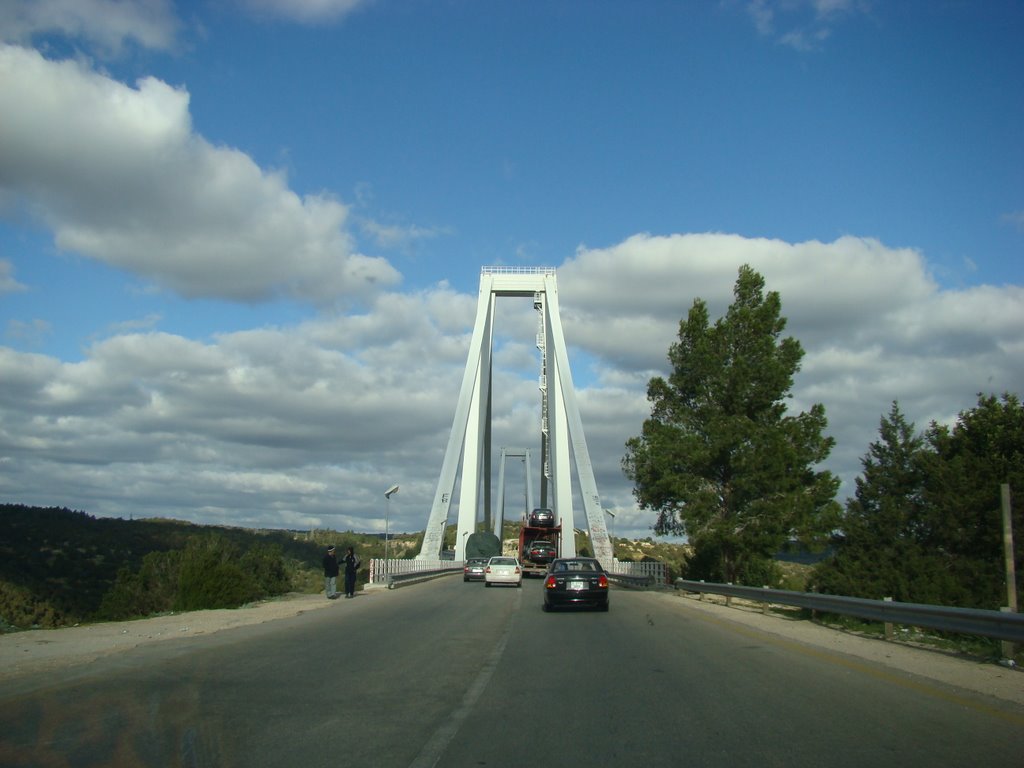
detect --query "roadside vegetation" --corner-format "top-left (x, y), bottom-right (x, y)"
top-left (0, 505), bottom-right (417, 632)
top-left (623, 264), bottom-right (1022, 617)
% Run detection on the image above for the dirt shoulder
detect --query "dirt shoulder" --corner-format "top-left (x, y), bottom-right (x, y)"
top-left (1, 586), bottom-right (1020, 707)
top-left (0, 591), bottom-right (349, 682)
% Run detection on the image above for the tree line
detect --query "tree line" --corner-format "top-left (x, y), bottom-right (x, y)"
top-left (624, 265), bottom-right (1022, 611)
top-left (0, 506), bottom-right (374, 630)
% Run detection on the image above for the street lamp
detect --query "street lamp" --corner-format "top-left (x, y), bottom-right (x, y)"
top-left (384, 484), bottom-right (399, 574)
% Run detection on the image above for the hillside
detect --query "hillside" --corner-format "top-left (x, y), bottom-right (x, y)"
top-left (0, 504), bottom-right (405, 631)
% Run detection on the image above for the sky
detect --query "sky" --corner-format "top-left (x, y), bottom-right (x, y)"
top-left (0, 0), bottom-right (1022, 545)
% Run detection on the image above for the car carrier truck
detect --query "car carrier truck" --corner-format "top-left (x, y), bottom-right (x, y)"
top-left (518, 510), bottom-right (561, 577)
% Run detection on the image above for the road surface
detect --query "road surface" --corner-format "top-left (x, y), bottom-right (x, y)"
top-left (1, 578), bottom-right (1021, 767)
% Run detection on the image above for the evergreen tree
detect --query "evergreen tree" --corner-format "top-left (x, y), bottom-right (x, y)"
top-left (919, 393), bottom-right (1024, 608)
top-left (815, 394), bottom-right (1024, 609)
top-left (623, 265), bottom-right (840, 583)
top-left (812, 402), bottom-right (952, 602)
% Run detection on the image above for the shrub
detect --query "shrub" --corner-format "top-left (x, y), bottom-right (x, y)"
top-left (98, 535), bottom-right (293, 619)
top-left (0, 580), bottom-right (65, 630)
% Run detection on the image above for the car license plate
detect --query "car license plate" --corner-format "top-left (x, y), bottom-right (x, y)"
top-left (569, 580), bottom-right (586, 590)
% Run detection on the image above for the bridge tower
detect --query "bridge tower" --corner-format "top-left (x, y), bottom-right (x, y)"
top-left (417, 267), bottom-right (614, 564)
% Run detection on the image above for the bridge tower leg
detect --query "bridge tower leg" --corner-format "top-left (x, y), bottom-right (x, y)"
top-left (416, 268), bottom-right (614, 565)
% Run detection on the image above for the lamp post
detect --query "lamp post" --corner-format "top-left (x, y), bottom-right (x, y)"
top-left (384, 484), bottom-right (399, 575)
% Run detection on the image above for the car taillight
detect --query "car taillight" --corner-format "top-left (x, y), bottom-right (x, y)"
top-left (597, 574), bottom-right (608, 589)
top-left (545, 576), bottom-right (557, 589)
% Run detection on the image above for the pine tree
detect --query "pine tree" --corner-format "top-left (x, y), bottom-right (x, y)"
top-left (623, 265), bottom-right (840, 584)
top-left (919, 393), bottom-right (1024, 608)
top-left (812, 402), bottom-right (945, 602)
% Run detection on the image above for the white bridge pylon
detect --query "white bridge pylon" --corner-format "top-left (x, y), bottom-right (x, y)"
top-left (416, 266), bottom-right (614, 564)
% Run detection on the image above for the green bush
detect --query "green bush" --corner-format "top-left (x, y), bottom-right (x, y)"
top-left (98, 535), bottom-right (292, 619)
top-left (98, 548), bottom-right (182, 619)
top-left (684, 538), bottom-right (782, 587)
top-left (242, 543), bottom-right (291, 595)
top-left (0, 580), bottom-right (66, 630)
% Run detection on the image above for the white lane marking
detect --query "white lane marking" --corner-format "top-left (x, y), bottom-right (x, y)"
top-left (408, 589), bottom-right (520, 768)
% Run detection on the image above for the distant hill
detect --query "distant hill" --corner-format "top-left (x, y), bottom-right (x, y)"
top-left (0, 504), bottom-right (368, 631)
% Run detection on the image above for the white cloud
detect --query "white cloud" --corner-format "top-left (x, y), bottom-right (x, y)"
top-left (559, 234), bottom-right (1022, 504)
top-left (1003, 210), bottom-right (1024, 232)
top-left (236, 0), bottom-right (371, 24)
top-left (5, 318), bottom-right (50, 348)
top-left (0, 0), bottom-right (180, 55)
top-left (0, 44), bottom-right (400, 305)
top-left (1, 234), bottom-right (1020, 541)
top-left (744, 0), bottom-right (869, 51)
top-left (0, 259), bottom-right (27, 295)
top-left (359, 218), bottom-right (451, 251)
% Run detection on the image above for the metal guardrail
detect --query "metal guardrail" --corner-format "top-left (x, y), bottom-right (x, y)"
top-left (383, 566), bottom-right (463, 589)
top-left (674, 579), bottom-right (1024, 644)
top-left (607, 572), bottom-right (657, 589)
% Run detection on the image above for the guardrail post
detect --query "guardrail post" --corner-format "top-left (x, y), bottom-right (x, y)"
top-left (726, 583), bottom-right (732, 608)
top-left (762, 586), bottom-right (770, 615)
top-left (1001, 607), bottom-right (1017, 664)
top-left (699, 579), bottom-right (705, 601)
top-left (884, 597), bottom-right (894, 640)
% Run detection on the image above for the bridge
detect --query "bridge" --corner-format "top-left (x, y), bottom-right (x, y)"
top-left (416, 266), bottom-right (614, 564)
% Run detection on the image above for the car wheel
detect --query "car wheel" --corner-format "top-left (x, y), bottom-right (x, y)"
top-left (485, 582), bottom-right (492, 588)
top-left (600, 602), bottom-right (609, 612)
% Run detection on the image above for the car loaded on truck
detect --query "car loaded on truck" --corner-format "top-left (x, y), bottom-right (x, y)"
top-left (519, 509), bottom-right (561, 577)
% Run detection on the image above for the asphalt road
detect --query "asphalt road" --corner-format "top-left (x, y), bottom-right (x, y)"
top-left (1, 577), bottom-right (1022, 767)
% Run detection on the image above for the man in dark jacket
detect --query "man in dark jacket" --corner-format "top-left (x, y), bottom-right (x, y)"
top-left (323, 545), bottom-right (339, 599)
top-left (343, 546), bottom-right (361, 598)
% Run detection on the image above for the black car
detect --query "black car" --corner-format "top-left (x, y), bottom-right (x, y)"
top-left (524, 540), bottom-right (557, 565)
top-left (528, 507), bottom-right (555, 527)
top-left (543, 558), bottom-right (609, 612)
top-left (463, 557), bottom-right (489, 582)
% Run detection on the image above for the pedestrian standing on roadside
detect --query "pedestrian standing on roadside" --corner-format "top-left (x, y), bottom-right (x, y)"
top-left (323, 545), bottom-right (340, 599)
top-left (343, 546), bottom-right (361, 598)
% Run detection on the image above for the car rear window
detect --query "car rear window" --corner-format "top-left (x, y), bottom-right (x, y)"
top-left (557, 560), bottom-right (601, 572)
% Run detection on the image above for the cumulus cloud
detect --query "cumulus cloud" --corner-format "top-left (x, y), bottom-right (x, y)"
top-left (0, 0), bottom-right (179, 55)
top-left (555, 236), bottom-right (1023, 519)
top-left (0, 44), bottom-right (400, 305)
top-left (1, 233), bottom-right (1020, 540)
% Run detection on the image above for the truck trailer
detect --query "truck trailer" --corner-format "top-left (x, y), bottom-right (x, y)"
top-left (518, 518), bottom-right (561, 577)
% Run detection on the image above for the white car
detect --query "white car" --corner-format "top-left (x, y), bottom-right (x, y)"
top-left (484, 556), bottom-right (522, 587)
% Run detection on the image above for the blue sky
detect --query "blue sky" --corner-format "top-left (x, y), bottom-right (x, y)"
top-left (0, 0), bottom-right (1021, 543)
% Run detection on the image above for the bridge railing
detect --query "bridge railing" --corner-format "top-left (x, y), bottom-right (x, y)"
top-left (607, 559), bottom-right (668, 587)
top-left (367, 557), bottom-right (670, 589)
top-left (674, 579), bottom-right (1024, 644)
top-left (368, 558), bottom-right (462, 588)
